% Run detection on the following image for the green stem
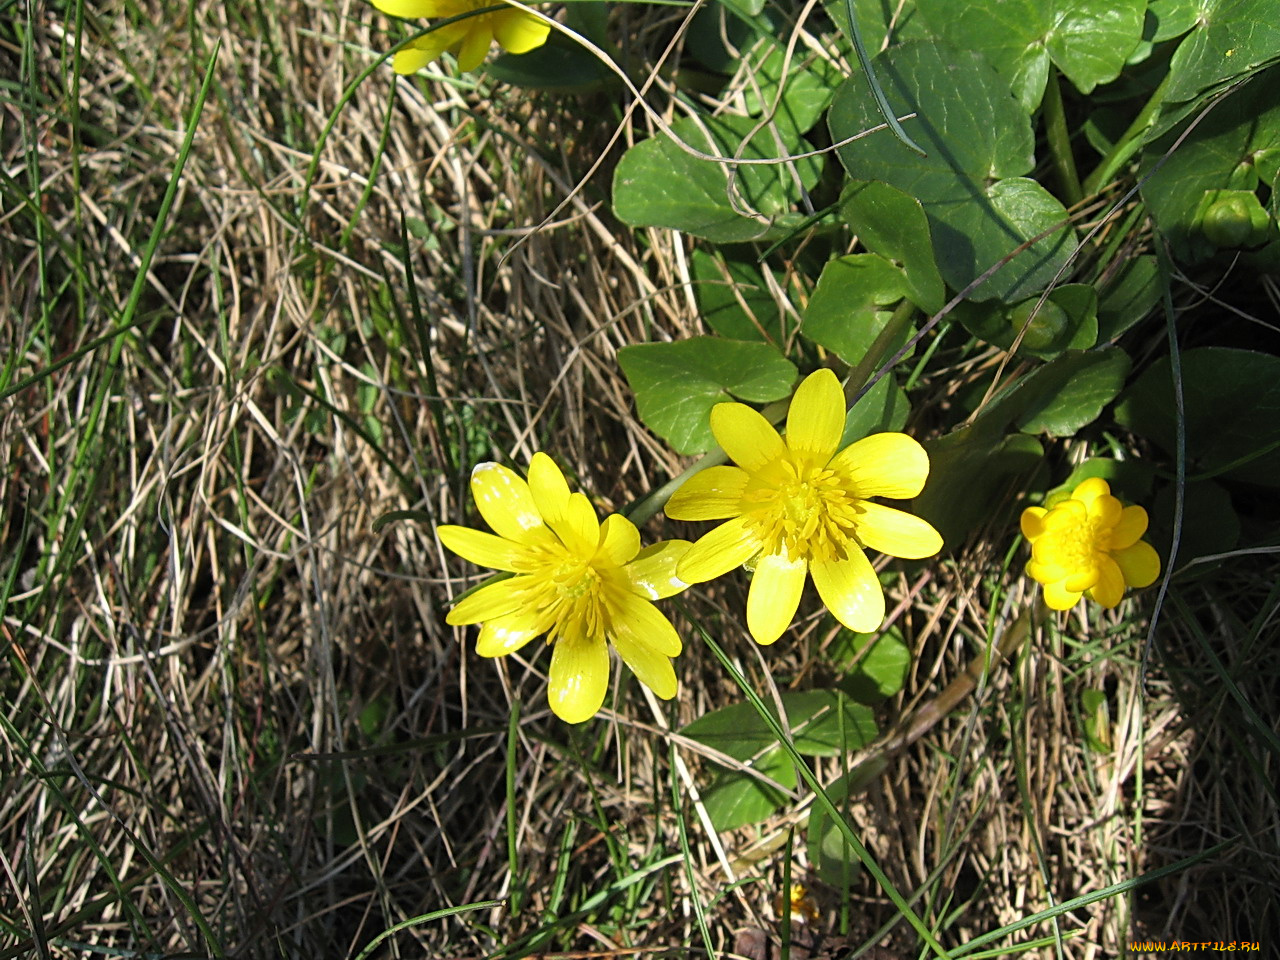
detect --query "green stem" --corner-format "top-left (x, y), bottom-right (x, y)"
top-left (1082, 70), bottom-right (1172, 196)
top-left (1042, 68), bottom-right (1082, 207)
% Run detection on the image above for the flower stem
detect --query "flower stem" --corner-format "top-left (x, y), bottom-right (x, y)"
top-left (1082, 70), bottom-right (1172, 197)
top-left (1042, 68), bottom-right (1082, 208)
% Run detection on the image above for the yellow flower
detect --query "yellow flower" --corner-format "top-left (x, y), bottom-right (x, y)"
top-left (665, 368), bottom-right (943, 645)
top-left (438, 454), bottom-right (690, 723)
top-left (372, 0), bottom-right (550, 74)
top-left (1021, 476), bottom-right (1161, 610)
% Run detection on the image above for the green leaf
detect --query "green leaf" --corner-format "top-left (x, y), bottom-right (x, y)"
top-left (487, 37), bottom-right (615, 92)
top-left (1096, 255), bottom-right (1161, 342)
top-left (1114, 347), bottom-right (1280, 486)
top-left (1163, 0), bottom-right (1280, 105)
top-left (829, 41), bottom-right (1077, 302)
top-left (1055, 457), bottom-right (1157, 503)
top-left (832, 627), bottom-right (911, 703)
top-left (1147, 0), bottom-right (1202, 43)
top-left (1140, 66), bottom-right (1280, 263)
top-left (689, 248), bottom-right (783, 343)
top-left (681, 690), bottom-right (877, 760)
top-left (613, 112), bottom-right (823, 243)
top-left (840, 180), bottom-right (945, 313)
top-left (917, 0), bottom-right (1145, 107)
top-left (960, 283), bottom-right (1098, 360)
top-left (914, 426), bottom-right (1045, 547)
top-left (743, 43), bottom-right (843, 134)
top-left (618, 338), bottom-right (796, 454)
top-left (681, 691), bottom-right (878, 831)
top-left (1011, 348), bottom-right (1132, 436)
top-left (801, 255), bottom-right (912, 364)
top-left (840, 370), bottom-right (911, 447)
top-left (1149, 479), bottom-right (1240, 574)
top-left (699, 747), bottom-right (796, 832)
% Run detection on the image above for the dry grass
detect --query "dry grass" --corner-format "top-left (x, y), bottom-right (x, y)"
top-left (2, 1), bottom-right (1277, 958)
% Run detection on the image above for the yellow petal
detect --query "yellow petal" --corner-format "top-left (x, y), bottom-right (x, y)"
top-left (785, 369), bottom-right (844, 468)
top-left (1064, 564), bottom-right (1100, 593)
top-left (624, 540), bottom-right (691, 600)
top-left (455, 20), bottom-right (493, 71)
top-left (710, 402), bottom-right (787, 473)
top-left (1089, 556), bottom-right (1125, 608)
top-left (1020, 506), bottom-right (1047, 540)
top-left (548, 634), bottom-right (609, 723)
top-left (611, 631), bottom-right (678, 699)
top-left (492, 8), bottom-right (550, 53)
top-left (1071, 476), bottom-right (1111, 503)
top-left (598, 514), bottom-right (640, 567)
top-left (665, 465), bottom-right (748, 521)
top-left (853, 502), bottom-right (943, 559)
top-left (1043, 498), bottom-right (1086, 529)
top-left (447, 576), bottom-right (524, 625)
top-left (610, 591), bottom-right (683, 657)
top-left (747, 551), bottom-right (807, 644)
top-left (475, 617), bottom-right (542, 657)
top-left (373, 0), bottom-right (455, 18)
top-left (553, 492), bottom-right (601, 557)
top-left (529, 454), bottom-right (600, 556)
top-left (811, 547), bottom-right (883, 634)
top-left (437, 525), bottom-right (527, 571)
top-left (677, 516), bottom-right (760, 584)
top-left (1043, 579), bottom-right (1082, 610)
top-left (1088, 493), bottom-right (1122, 528)
top-left (1024, 555), bottom-right (1064, 586)
top-left (829, 433), bottom-right (929, 499)
top-left (527, 451), bottom-right (570, 514)
top-left (392, 40), bottom-right (441, 74)
top-left (1114, 539), bottom-right (1160, 589)
top-left (1111, 505), bottom-right (1149, 550)
top-left (471, 462), bottom-right (544, 544)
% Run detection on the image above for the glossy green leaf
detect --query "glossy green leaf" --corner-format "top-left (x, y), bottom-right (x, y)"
top-left (613, 112), bottom-right (822, 243)
top-left (690, 248), bottom-right (783, 343)
top-left (802, 255), bottom-right (911, 364)
top-left (487, 36), bottom-right (614, 92)
top-left (743, 43), bottom-right (843, 134)
top-left (1115, 347), bottom-right (1280, 486)
top-left (824, 0), bottom-right (930, 52)
top-left (1163, 0), bottom-right (1280, 105)
top-left (840, 180), bottom-right (945, 313)
top-left (960, 283), bottom-right (1098, 359)
top-left (832, 627), bottom-right (911, 703)
top-left (914, 426), bottom-right (1045, 547)
top-left (840, 371), bottom-right (911, 447)
top-left (1149, 479), bottom-right (1240, 575)
top-left (830, 41), bottom-right (1077, 302)
top-left (1147, 0), bottom-right (1202, 43)
top-left (1012, 348), bottom-right (1132, 436)
top-left (1141, 66), bottom-right (1280, 263)
top-left (681, 691), bottom-right (878, 831)
top-left (699, 747), bottom-right (795, 833)
top-left (1055, 457), bottom-right (1156, 503)
top-left (918, 0), bottom-right (1145, 107)
top-left (618, 338), bottom-right (796, 455)
top-left (1096, 255), bottom-right (1161, 342)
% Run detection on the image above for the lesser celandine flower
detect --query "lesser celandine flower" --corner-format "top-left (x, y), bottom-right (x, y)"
top-left (1020, 476), bottom-right (1161, 610)
top-left (665, 368), bottom-right (943, 645)
top-left (438, 453), bottom-right (690, 723)
top-left (373, 0), bottom-right (550, 74)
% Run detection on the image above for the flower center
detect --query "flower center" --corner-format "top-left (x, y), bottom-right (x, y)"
top-left (521, 547), bottom-right (615, 644)
top-left (745, 461), bottom-right (863, 564)
top-left (1051, 516), bottom-right (1109, 569)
